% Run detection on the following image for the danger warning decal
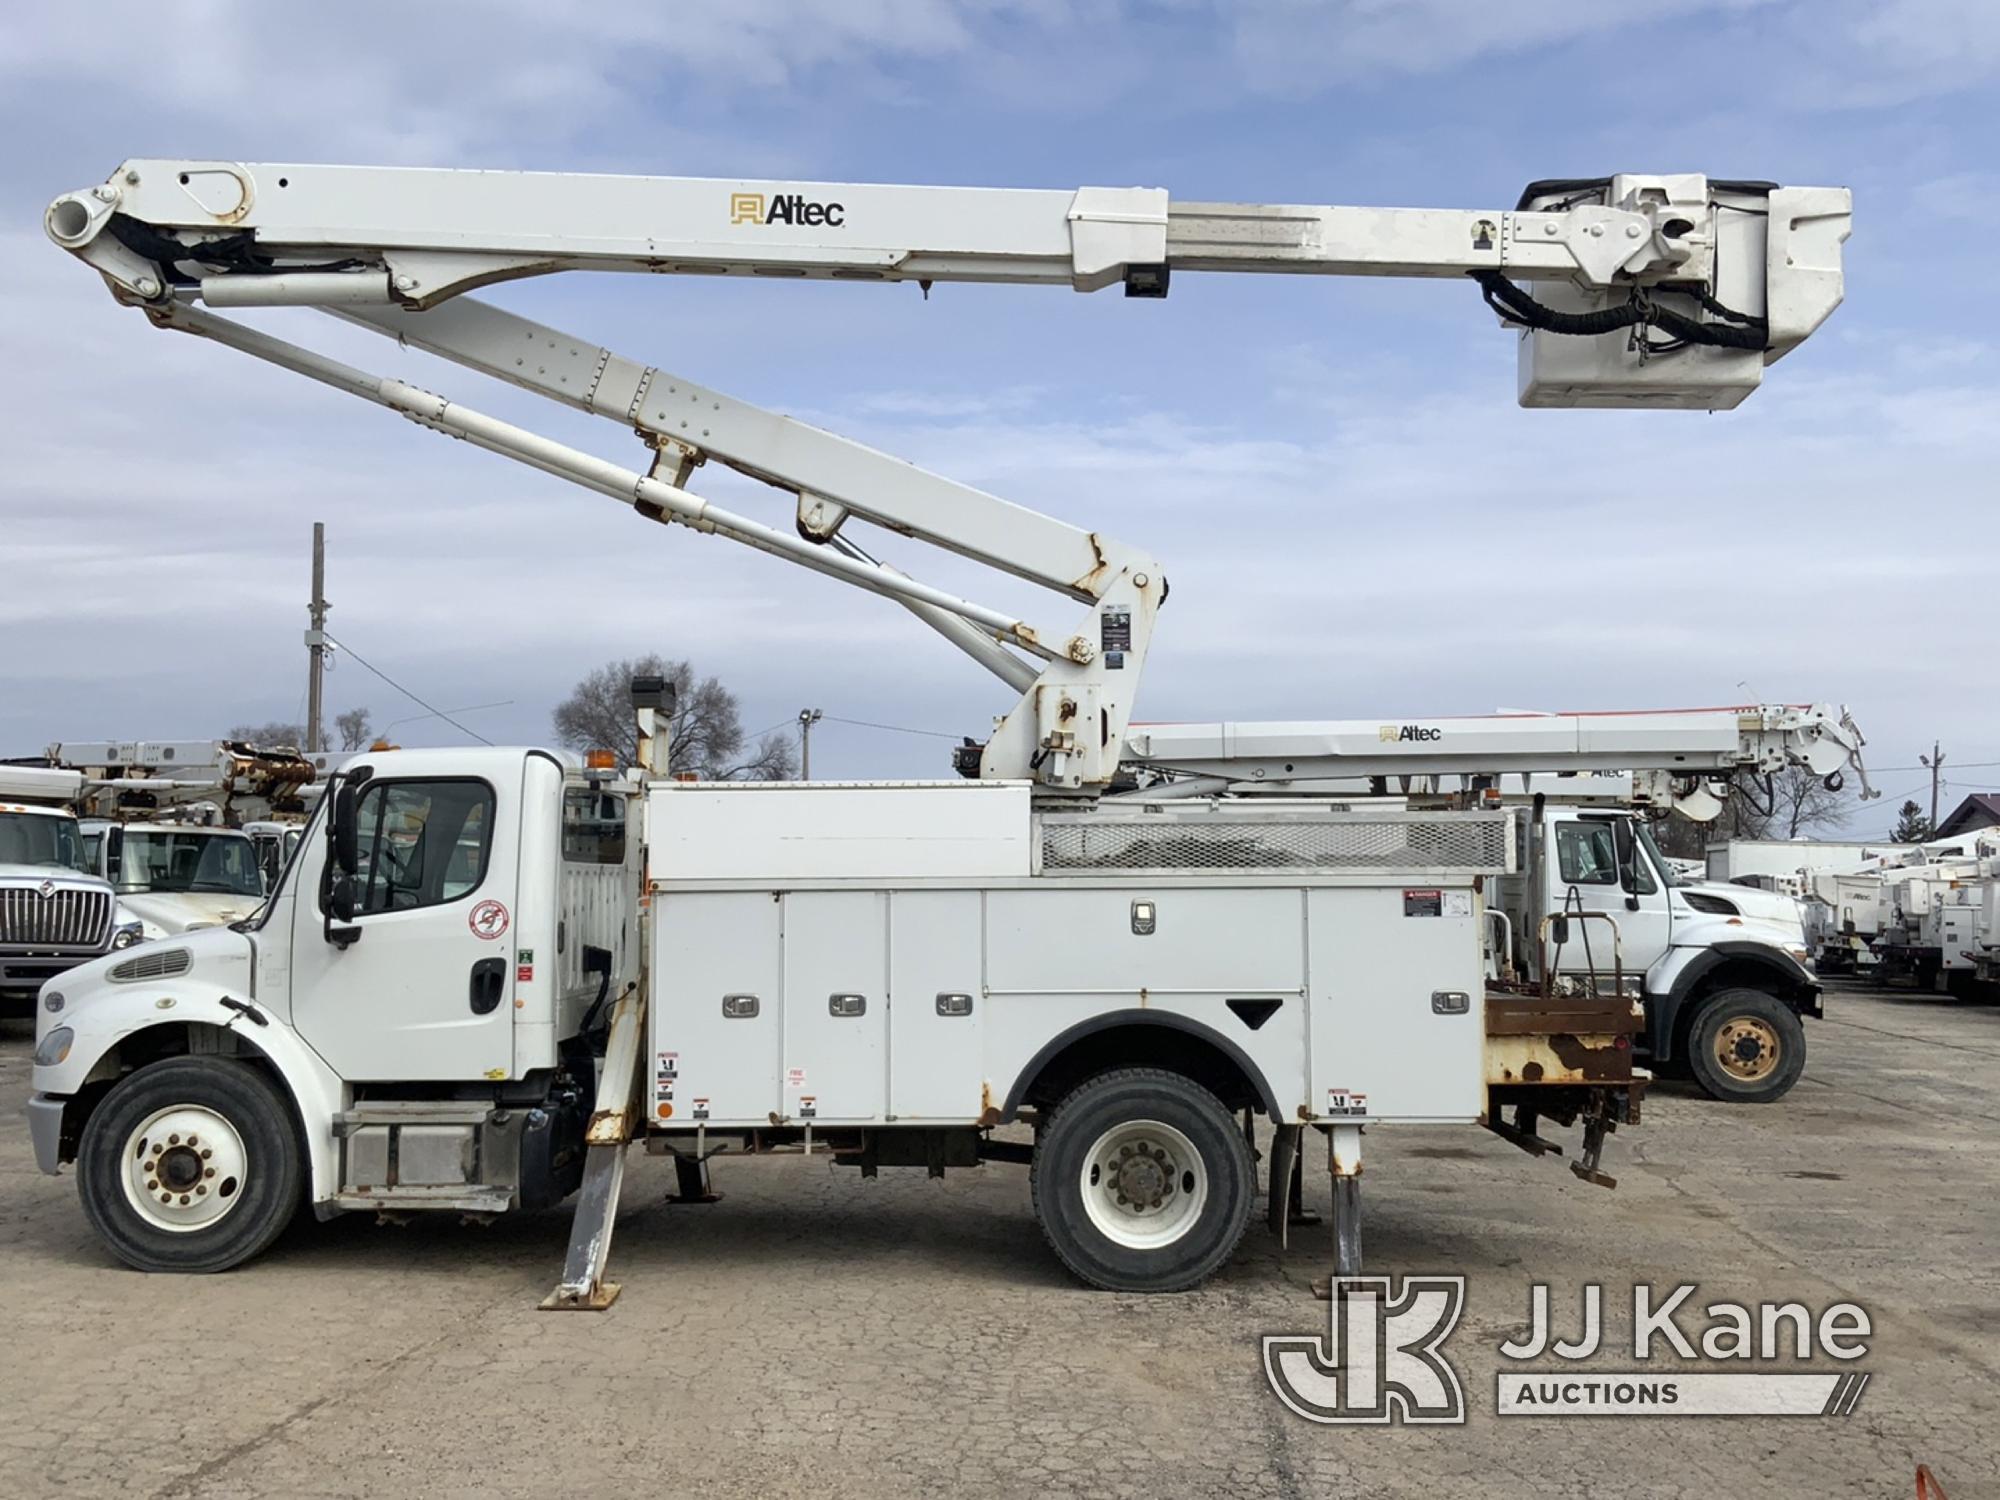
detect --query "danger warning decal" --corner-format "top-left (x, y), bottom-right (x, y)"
top-left (469, 900), bottom-right (510, 940)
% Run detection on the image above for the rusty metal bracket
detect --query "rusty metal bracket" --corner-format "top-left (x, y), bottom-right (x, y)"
top-left (1484, 1108), bottom-right (1565, 1159)
top-left (1568, 1097), bottom-right (1619, 1189)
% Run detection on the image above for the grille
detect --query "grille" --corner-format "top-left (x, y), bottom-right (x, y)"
top-left (0, 885), bottom-right (113, 950)
top-left (1039, 814), bottom-right (1511, 874)
top-left (109, 947), bottom-right (193, 983)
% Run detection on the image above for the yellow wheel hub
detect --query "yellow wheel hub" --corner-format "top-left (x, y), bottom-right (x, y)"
top-left (1714, 1016), bottom-right (1781, 1082)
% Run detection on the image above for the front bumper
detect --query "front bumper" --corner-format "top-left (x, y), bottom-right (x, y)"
top-left (2, 951), bottom-right (105, 1002)
top-left (26, 1092), bottom-right (66, 1175)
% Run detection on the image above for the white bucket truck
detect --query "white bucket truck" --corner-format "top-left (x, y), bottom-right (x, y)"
top-left (32, 158), bottom-right (1855, 1298)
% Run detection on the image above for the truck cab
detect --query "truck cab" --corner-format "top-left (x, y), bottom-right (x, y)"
top-left (1494, 804), bottom-right (1819, 1102)
top-left (0, 769), bottom-right (140, 1014)
top-left (82, 820), bottom-right (270, 939)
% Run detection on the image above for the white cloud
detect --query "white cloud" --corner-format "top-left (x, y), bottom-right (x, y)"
top-left (1, 2), bottom-right (1994, 789)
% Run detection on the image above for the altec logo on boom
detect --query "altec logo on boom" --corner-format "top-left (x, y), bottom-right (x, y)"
top-left (1379, 725), bottom-right (1443, 743)
top-left (730, 191), bottom-right (846, 227)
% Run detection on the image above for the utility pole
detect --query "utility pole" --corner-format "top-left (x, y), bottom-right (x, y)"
top-left (798, 708), bottom-right (823, 780)
top-left (304, 522), bottom-right (328, 753)
top-left (1922, 741), bottom-right (1946, 831)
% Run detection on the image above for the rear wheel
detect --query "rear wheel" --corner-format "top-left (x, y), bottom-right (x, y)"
top-left (77, 1057), bottom-right (302, 1273)
top-left (1030, 1068), bottom-right (1254, 1292)
top-left (1685, 989), bottom-right (1807, 1103)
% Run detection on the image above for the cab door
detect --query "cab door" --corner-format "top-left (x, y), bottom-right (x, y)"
top-left (288, 767), bottom-right (522, 1081)
top-left (1544, 813), bottom-right (1672, 979)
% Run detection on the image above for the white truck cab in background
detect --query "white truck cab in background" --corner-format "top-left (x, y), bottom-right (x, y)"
top-left (79, 820), bottom-right (269, 939)
top-left (1491, 802), bottom-right (1819, 1102)
top-left (0, 767), bottom-right (140, 1014)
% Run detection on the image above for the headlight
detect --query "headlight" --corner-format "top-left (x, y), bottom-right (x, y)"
top-left (34, 1026), bottom-right (74, 1067)
top-left (112, 923), bottom-right (145, 949)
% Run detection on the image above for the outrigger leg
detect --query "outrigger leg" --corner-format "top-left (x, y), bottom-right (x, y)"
top-left (540, 985), bottom-right (646, 1311)
top-left (1311, 1123), bottom-right (1364, 1300)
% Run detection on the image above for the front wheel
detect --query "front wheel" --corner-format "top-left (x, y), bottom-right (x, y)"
top-left (1685, 989), bottom-right (1807, 1103)
top-left (1030, 1068), bottom-right (1254, 1292)
top-left (77, 1057), bottom-right (303, 1273)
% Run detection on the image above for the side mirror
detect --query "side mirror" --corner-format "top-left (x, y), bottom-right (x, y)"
top-left (1613, 818), bottom-right (1641, 907)
top-left (327, 870), bottom-right (357, 924)
top-left (331, 783), bottom-right (360, 875)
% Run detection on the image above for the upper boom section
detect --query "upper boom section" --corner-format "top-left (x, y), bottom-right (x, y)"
top-left (49, 163), bottom-right (1850, 409)
top-left (1129, 704), bottom-right (1874, 801)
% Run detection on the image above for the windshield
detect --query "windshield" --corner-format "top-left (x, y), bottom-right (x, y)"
top-left (116, 830), bottom-right (265, 897)
top-left (0, 810), bottom-right (90, 872)
top-left (1635, 823), bottom-right (1683, 887)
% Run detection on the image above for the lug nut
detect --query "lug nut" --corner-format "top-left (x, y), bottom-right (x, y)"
top-left (204, 1168), bottom-right (215, 1179)
top-left (200, 1149), bottom-right (212, 1160)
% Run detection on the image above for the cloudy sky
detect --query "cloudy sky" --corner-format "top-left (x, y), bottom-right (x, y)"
top-left (3, 1), bottom-right (1993, 833)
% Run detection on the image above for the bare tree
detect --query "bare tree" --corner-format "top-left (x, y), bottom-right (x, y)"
top-left (335, 706), bottom-right (374, 752)
top-left (227, 719), bottom-right (330, 752)
top-left (551, 654), bottom-right (795, 780)
top-left (1726, 764), bottom-right (1850, 840)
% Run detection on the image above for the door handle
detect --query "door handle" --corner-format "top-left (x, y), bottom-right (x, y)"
top-left (469, 956), bottom-right (507, 1015)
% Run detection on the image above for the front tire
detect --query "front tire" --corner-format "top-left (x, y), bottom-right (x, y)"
top-left (1685, 989), bottom-right (1807, 1103)
top-left (1030, 1068), bottom-right (1254, 1292)
top-left (77, 1057), bottom-right (303, 1273)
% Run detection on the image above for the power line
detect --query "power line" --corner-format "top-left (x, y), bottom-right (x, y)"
top-left (822, 713), bottom-right (961, 741)
top-left (324, 634), bottom-right (494, 745)
top-left (1868, 759), bottom-right (2000, 773)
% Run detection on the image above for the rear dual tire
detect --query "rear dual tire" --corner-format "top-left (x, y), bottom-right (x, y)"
top-left (1031, 1068), bottom-right (1255, 1292)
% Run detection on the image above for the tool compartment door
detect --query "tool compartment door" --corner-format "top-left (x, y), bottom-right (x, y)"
top-left (782, 891), bottom-right (888, 1122)
top-left (1305, 885), bottom-right (1484, 1122)
top-left (886, 890), bottom-right (985, 1121)
top-left (653, 891), bottom-right (781, 1126)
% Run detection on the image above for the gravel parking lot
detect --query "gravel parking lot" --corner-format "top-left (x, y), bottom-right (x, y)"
top-left (3, 981), bottom-right (1995, 1499)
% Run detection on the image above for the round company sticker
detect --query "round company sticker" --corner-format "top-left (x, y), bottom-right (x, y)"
top-left (468, 899), bottom-right (510, 940)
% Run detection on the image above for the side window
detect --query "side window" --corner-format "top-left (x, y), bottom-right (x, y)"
top-left (1555, 823), bottom-right (1618, 886)
top-left (350, 779), bottom-right (495, 915)
top-left (562, 787), bottom-right (627, 865)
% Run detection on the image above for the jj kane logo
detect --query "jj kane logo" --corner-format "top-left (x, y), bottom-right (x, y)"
top-left (1264, 1279), bottom-right (1874, 1425)
top-left (730, 190), bottom-right (846, 227)
top-left (1264, 1277), bottom-right (1468, 1424)
top-left (1378, 724), bottom-right (1443, 743)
